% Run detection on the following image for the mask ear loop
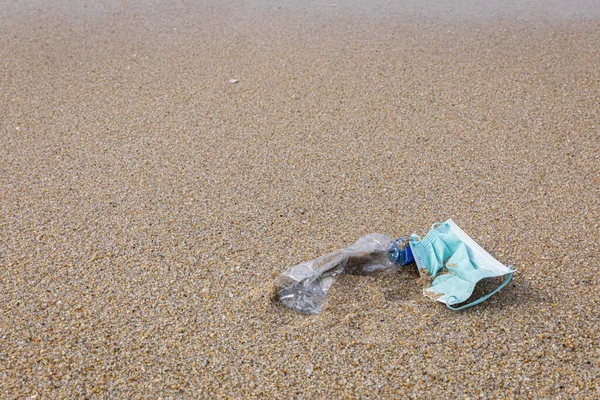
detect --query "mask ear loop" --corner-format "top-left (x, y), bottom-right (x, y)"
top-left (431, 222), bottom-right (444, 230)
top-left (445, 267), bottom-right (515, 311)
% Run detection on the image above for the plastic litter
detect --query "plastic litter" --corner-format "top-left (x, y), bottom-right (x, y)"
top-left (275, 220), bottom-right (514, 314)
top-left (276, 234), bottom-right (413, 314)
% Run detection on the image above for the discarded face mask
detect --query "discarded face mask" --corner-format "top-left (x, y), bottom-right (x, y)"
top-left (409, 219), bottom-right (515, 310)
top-left (276, 234), bottom-right (414, 314)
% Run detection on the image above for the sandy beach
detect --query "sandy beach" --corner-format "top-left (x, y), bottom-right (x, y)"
top-left (1, 0), bottom-right (599, 397)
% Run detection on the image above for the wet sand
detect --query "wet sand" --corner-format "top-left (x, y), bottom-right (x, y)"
top-left (1, 1), bottom-right (599, 398)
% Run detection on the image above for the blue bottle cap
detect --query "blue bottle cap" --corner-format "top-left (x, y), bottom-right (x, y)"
top-left (389, 237), bottom-right (414, 266)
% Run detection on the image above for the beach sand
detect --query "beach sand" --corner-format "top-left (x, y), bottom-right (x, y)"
top-left (1, 1), bottom-right (599, 397)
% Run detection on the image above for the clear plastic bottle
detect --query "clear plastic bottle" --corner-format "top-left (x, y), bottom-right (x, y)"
top-left (276, 234), bottom-right (413, 314)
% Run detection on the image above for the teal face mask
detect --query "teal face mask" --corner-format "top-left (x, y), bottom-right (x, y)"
top-left (409, 219), bottom-right (514, 310)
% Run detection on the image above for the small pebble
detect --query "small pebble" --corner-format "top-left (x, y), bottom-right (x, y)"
top-left (305, 364), bottom-right (313, 376)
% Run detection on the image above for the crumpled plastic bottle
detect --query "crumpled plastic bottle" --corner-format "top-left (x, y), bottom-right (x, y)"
top-left (276, 234), bottom-right (413, 314)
